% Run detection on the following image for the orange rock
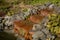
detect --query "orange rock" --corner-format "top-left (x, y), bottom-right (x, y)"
top-left (13, 20), bottom-right (33, 32)
top-left (28, 15), bottom-right (44, 23)
top-left (37, 9), bottom-right (51, 16)
top-left (40, 9), bottom-right (49, 16)
top-left (13, 20), bottom-right (33, 40)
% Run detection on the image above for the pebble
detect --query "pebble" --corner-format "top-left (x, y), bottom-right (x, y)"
top-left (44, 2), bottom-right (52, 7)
top-left (48, 4), bottom-right (54, 9)
top-left (33, 24), bottom-right (42, 30)
top-left (32, 31), bottom-right (46, 40)
top-left (39, 5), bottom-right (47, 9)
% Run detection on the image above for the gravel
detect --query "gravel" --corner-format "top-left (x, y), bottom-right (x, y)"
top-left (0, 3), bottom-right (60, 40)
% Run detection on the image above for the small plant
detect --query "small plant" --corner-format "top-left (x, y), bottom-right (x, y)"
top-left (46, 14), bottom-right (60, 35)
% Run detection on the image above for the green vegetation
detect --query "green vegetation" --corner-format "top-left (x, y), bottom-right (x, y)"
top-left (0, 0), bottom-right (60, 16)
top-left (25, 0), bottom-right (60, 5)
top-left (46, 14), bottom-right (60, 35)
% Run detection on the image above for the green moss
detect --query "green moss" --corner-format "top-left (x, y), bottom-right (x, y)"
top-left (27, 0), bottom-right (60, 5)
top-left (46, 14), bottom-right (60, 36)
